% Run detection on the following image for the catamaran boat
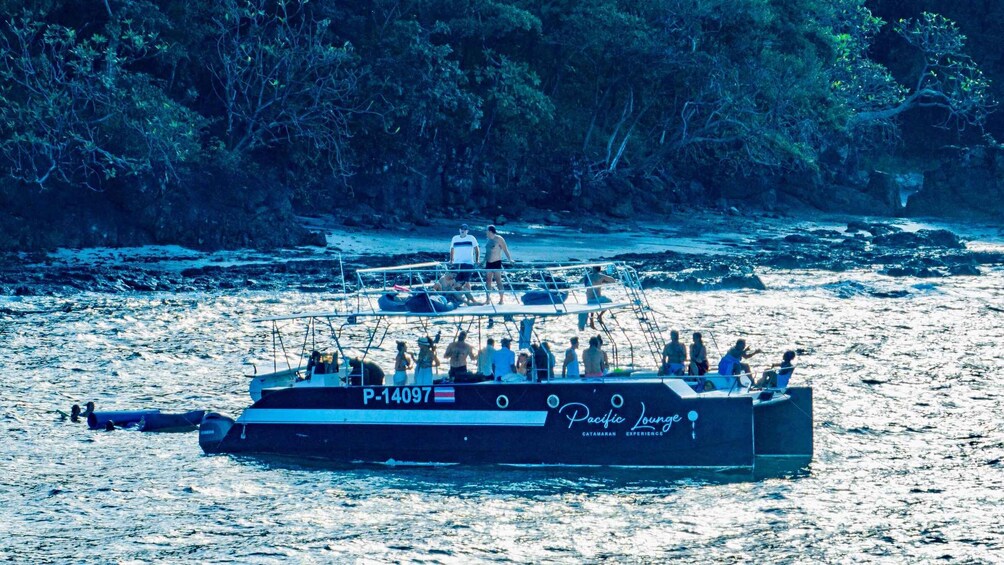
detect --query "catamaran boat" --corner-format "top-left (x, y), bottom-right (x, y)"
top-left (199, 261), bottom-right (812, 469)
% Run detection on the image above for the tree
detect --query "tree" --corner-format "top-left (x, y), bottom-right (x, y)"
top-left (847, 12), bottom-right (993, 129)
top-left (0, 11), bottom-right (201, 190)
top-left (208, 0), bottom-right (365, 176)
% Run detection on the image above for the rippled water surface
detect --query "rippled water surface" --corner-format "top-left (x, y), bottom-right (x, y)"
top-left (3, 253), bottom-right (1004, 562)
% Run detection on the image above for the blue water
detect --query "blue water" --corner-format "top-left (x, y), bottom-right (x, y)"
top-left (2, 261), bottom-right (1003, 562)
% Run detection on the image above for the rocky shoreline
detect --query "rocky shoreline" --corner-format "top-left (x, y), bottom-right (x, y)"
top-left (0, 218), bottom-right (1001, 302)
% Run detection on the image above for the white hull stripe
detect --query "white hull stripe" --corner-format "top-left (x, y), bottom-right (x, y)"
top-left (237, 408), bottom-right (548, 427)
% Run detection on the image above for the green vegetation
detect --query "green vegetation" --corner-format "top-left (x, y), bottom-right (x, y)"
top-left (0, 1), bottom-right (997, 248)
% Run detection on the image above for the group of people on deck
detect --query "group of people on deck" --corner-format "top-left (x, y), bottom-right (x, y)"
top-left (442, 223), bottom-right (513, 305)
top-left (367, 223), bottom-right (796, 389)
top-left (390, 331), bottom-right (616, 386)
top-left (661, 331), bottom-right (796, 389)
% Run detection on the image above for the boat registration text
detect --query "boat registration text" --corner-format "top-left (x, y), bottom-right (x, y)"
top-left (363, 387), bottom-right (434, 405)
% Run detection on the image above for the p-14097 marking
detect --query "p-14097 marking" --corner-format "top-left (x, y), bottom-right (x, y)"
top-left (363, 387), bottom-right (433, 405)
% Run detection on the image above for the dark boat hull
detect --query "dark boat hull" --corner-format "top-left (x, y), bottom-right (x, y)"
top-left (200, 383), bottom-right (812, 468)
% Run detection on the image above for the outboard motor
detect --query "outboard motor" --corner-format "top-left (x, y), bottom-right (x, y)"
top-left (199, 413), bottom-right (236, 454)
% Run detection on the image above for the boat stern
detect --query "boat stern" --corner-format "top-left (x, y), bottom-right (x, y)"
top-left (754, 386), bottom-right (813, 460)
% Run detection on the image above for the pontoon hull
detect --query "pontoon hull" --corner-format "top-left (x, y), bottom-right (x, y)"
top-left (201, 383), bottom-right (812, 468)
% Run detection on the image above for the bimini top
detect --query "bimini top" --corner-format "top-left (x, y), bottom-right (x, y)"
top-left (256, 260), bottom-right (644, 322)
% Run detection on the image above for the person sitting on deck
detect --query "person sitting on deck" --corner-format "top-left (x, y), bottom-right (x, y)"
top-left (444, 331), bottom-right (477, 381)
top-left (434, 270), bottom-right (482, 306)
top-left (348, 358), bottom-right (385, 386)
top-left (491, 338), bottom-right (516, 381)
top-left (579, 266), bottom-right (616, 331)
top-left (516, 350), bottom-right (532, 378)
top-left (660, 330), bottom-right (688, 376)
top-left (305, 350), bottom-right (326, 380)
top-left (582, 336), bottom-right (607, 377)
top-left (754, 351), bottom-right (797, 389)
top-left (718, 339), bottom-right (761, 379)
top-left (689, 332), bottom-right (709, 376)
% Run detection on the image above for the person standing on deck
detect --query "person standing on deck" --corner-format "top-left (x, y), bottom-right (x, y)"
top-left (579, 266), bottom-right (616, 331)
top-left (450, 224), bottom-right (480, 289)
top-left (661, 330), bottom-right (687, 375)
top-left (415, 337), bottom-right (439, 385)
top-left (476, 338), bottom-right (497, 378)
top-left (582, 336), bottom-right (607, 377)
top-left (483, 225), bottom-right (513, 304)
top-left (562, 337), bottom-right (580, 378)
top-left (443, 330), bottom-right (477, 381)
top-left (542, 341), bottom-right (556, 380)
top-left (393, 341), bottom-right (413, 386)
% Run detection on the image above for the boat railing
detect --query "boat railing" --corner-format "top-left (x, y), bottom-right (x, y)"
top-left (353, 260), bottom-right (644, 316)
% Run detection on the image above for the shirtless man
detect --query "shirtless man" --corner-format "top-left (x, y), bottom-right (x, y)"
top-left (443, 331), bottom-right (477, 381)
top-left (579, 266), bottom-right (617, 330)
top-left (661, 330), bottom-right (687, 375)
top-left (582, 336), bottom-right (607, 377)
top-left (484, 225), bottom-right (513, 303)
top-left (434, 271), bottom-right (481, 305)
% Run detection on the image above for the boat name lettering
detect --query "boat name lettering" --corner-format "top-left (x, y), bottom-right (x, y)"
top-left (630, 402), bottom-right (682, 433)
top-left (362, 387), bottom-right (433, 405)
top-left (557, 402), bottom-right (626, 429)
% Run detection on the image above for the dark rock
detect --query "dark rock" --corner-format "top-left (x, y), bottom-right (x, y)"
top-left (920, 229), bottom-right (965, 249)
top-left (948, 264), bottom-right (981, 276)
top-left (783, 234), bottom-right (815, 244)
top-left (907, 145), bottom-right (1004, 218)
top-left (767, 254), bottom-right (802, 268)
top-left (846, 221), bottom-right (898, 236)
top-left (719, 274), bottom-right (767, 290)
top-left (872, 229), bottom-right (964, 249)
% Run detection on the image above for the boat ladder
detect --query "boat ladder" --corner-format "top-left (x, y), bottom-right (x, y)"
top-left (619, 266), bottom-right (665, 368)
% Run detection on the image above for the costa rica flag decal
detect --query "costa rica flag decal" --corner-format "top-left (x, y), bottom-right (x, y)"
top-left (434, 387), bottom-right (456, 403)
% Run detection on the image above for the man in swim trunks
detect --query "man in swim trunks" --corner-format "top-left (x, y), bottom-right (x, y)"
top-left (661, 330), bottom-right (687, 375)
top-left (483, 225), bottom-right (513, 303)
top-left (450, 223), bottom-right (480, 286)
top-left (443, 330), bottom-right (477, 381)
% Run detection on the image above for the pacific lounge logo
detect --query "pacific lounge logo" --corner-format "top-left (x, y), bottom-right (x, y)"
top-left (557, 402), bottom-right (693, 438)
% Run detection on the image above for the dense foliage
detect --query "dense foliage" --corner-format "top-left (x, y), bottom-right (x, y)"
top-left (0, 0), bottom-right (997, 247)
